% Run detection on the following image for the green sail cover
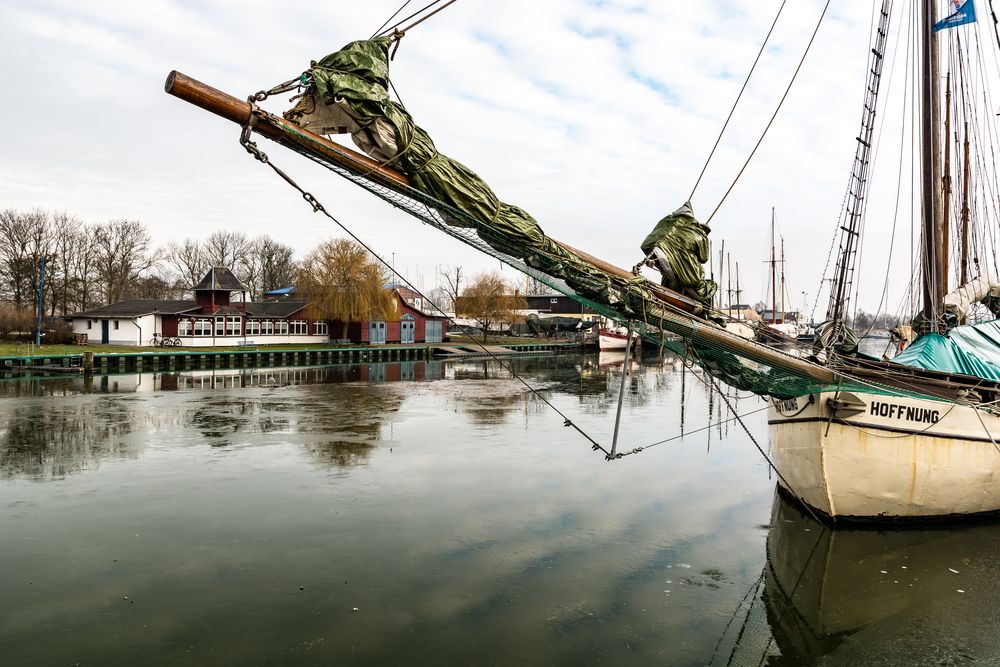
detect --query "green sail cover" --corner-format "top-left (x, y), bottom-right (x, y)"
top-left (891, 320), bottom-right (1000, 382)
top-left (284, 38), bottom-right (712, 314)
top-left (640, 203), bottom-right (717, 304)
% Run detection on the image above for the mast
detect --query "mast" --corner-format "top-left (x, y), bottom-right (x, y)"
top-left (727, 253), bottom-right (733, 317)
top-left (718, 241), bottom-right (725, 311)
top-left (941, 74), bottom-right (952, 299)
top-left (781, 236), bottom-right (786, 325)
top-left (920, 0), bottom-right (944, 331)
top-left (960, 120), bottom-right (970, 285)
top-left (735, 262), bottom-right (742, 319)
top-left (770, 208), bottom-right (777, 324)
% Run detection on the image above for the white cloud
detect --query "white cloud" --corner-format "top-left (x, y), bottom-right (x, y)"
top-left (0, 0), bottom-right (984, 314)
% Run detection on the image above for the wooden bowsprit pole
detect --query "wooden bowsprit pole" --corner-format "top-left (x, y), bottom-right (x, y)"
top-left (164, 70), bottom-right (841, 388)
top-left (163, 70), bottom-right (710, 316)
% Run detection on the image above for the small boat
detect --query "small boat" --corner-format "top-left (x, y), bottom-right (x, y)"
top-left (597, 328), bottom-right (635, 350)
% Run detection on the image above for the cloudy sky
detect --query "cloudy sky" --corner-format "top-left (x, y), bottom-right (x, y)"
top-left (0, 0), bottom-right (979, 317)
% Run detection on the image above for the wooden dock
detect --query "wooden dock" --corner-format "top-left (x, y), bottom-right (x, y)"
top-left (0, 342), bottom-right (581, 376)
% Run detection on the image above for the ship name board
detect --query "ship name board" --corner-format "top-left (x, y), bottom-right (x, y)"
top-left (774, 398), bottom-right (799, 413)
top-left (870, 401), bottom-right (940, 424)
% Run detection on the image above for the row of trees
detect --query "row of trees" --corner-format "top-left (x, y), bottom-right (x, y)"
top-left (0, 207), bottom-right (531, 341)
top-left (0, 209), bottom-right (298, 315)
top-left (298, 239), bottom-right (527, 340)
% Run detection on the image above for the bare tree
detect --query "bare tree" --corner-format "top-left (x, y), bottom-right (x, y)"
top-left (166, 238), bottom-right (207, 290)
top-left (458, 272), bottom-right (527, 341)
top-left (254, 236), bottom-right (297, 298)
top-left (92, 220), bottom-right (154, 303)
top-left (0, 208), bottom-right (55, 308)
top-left (203, 230), bottom-right (251, 270)
top-left (440, 266), bottom-right (464, 312)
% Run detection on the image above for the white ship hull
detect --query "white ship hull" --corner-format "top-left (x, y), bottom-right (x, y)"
top-left (598, 329), bottom-right (632, 350)
top-left (769, 391), bottom-right (1000, 521)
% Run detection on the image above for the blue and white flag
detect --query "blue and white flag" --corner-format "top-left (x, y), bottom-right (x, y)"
top-left (933, 0), bottom-right (977, 32)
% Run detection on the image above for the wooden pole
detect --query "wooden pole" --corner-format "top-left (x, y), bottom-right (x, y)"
top-left (164, 71), bottom-right (843, 387)
top-left (920, 1), bottom-right (942, 330)
top-left (780, 237), bottom-right (786, 325)
top-left (164, 70), bottom-right (705, 315)
top-left (718, 241), bottom-right (725, 311)
top-left (941, 73), bottom-right (952, 298)
top-left (727, 253), bottom-right (733, 318)
top-left (770, 208), bottom-right (777, 324)
top-left (960, 120), bottom-right (971, 285)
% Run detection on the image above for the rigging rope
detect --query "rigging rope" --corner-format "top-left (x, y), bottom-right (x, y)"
top-left (688, 0), bottom-right (789, 203)
top-left (376, 0), bottom-right (460, 39)
top-left (705, 0), bottom-right (833, 225)
top-left (371, 0), bottom-right (415, 39)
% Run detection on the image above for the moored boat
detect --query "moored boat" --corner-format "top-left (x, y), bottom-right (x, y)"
top-left (597, 328), bottom-right (634, 350)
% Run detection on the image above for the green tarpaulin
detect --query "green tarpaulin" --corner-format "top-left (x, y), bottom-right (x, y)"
top-left (640, 203), bottom-right (717, 304)
top-left (285, 38), bottom-right (717, 312)
top-left (892, 319), bottom-right (1000, 382)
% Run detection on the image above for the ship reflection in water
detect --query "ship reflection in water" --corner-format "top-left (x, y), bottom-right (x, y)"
top-left (751, 492), bottom-right (1000, 664)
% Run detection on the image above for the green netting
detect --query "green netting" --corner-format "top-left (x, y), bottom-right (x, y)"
top-left (250, 38), bottom-right (963, 404)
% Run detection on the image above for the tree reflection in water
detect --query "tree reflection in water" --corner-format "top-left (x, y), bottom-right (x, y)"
top-left (0, 398), bottom-right (138, 481)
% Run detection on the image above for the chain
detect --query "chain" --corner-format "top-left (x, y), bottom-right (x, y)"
top-left (236, 110), bottom-right (613, 458)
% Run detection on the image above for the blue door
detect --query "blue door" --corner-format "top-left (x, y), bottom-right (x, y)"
top-left (401, 315), bottom-right (415, 344)
top-left (369, 321), bottom-right (386, 345)
top-left (101, 320), bottom-right (109, 344)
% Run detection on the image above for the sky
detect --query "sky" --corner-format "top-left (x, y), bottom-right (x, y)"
top-left (0, 0), bottom-right (976, 317)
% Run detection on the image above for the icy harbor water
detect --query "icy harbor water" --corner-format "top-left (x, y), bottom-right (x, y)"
top-left (2, 351), bottom-right (999, 665)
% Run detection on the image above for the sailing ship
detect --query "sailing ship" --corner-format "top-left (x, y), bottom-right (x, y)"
top-left (164, 0), bottom-right (1000, 522)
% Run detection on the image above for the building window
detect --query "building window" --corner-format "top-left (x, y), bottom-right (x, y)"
top-left (194, 319), bottom-right (212, 336)
top-left (178, 319), bottom-right (193, 336)
top-left (87, 320), bottom-right (92, 330)
top-left (289, 320), bottom-right (307, 335)
top-left (261, 320), bottom-right (273, 335)
top-left (215, 317), bottom-right (225, 336)
top-left (246, 320), bottom-right (261, 336)
top-left (274, 320), bottom-right (289, 335)
top-left (226, 316), bottom-right (241, 336)
top-left (313, 321), bottom-right (328, 336)
top-left (113, 320), bottom-right (120, 330)
top-left (550, 298), bottom-right (559, 304)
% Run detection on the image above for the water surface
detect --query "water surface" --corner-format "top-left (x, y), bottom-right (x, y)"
top-left (1, 353), bottom-right (994, 665)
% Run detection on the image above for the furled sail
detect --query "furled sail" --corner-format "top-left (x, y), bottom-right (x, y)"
top-left (639, 202), bottom-right (717, 304)
top-left (284, 38), bottom-right (720, 310)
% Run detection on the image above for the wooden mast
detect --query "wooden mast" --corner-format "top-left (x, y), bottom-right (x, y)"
top-left (718, 241), bottom-right (725, 311)
top-left (920, 0), bottom-right (944, 331)
top-left (941, 74), bottom-right (952, 300)
top-left (770, 208), bottom-right (777, 324)
top-left (780, 236), bottom-right (786, 325)
top-left (960, 120), bottom-right (971, 285)
top-left (727, 253), bottom-right (733, 318)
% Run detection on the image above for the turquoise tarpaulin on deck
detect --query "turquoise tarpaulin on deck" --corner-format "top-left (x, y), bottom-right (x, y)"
top-left (892, 319), bottom-right (1000, 382)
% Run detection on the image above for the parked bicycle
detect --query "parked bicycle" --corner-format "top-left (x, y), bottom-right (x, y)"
top-left (149, 333), bottom-right (182, 347)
